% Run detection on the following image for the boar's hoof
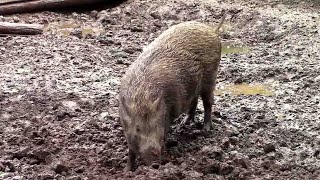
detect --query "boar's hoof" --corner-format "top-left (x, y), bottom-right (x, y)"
top-left (180, 116), bottom-right (192, 126)
top-left (203, 122), bottom-right (212, 132)
top-left (125, 163), bottom-right (134, 171)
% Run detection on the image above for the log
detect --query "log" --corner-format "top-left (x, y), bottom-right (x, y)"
top-left (0, 22), bottom-right (43, 35)
top-left (0, 0), bottom-right (110, 15)
top-left (0, 0), bottom-right (36, 6)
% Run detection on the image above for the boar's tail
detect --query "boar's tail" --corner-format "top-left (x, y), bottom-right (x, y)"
top-left (215, 10), bottom-right (226, 34)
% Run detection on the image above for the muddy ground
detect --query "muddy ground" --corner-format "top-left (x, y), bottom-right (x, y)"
top-left (0, 0), bottom-right (320, 179)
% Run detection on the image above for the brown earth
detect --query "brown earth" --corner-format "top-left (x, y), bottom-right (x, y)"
top-left (0, 0), bottom-right (320, 179)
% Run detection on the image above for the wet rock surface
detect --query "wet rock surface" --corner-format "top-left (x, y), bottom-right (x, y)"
top-left (0, 0), bottom-right (320, 179)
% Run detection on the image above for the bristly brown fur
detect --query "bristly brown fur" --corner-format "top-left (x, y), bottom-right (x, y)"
top-left (120, 21), bottom-right (221, 108)
top-left (119, 21), bottom-right (222, 171)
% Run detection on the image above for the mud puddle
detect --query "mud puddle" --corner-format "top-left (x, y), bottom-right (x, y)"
top-left (215, 83), bottom-right (273, 96)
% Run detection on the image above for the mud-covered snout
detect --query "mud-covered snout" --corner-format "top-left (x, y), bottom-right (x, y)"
top-left (140, 146), bottom-right (162, 166)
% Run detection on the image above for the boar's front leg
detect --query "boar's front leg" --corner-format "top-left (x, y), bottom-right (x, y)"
top-left (201, 89), bottom-right (213, 131)
top-left (125, 149), bottom-right (136, 171)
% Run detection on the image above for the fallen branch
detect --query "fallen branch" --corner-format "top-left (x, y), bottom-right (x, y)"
top-left (0, 0), bottom-right (111, 15)
top-left (0, 0), bottom-right (36, 6)
top-left (0, 22), bottom-right (43, 35)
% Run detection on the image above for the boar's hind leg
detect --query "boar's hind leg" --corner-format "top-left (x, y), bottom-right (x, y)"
top-left (201, 89), bottom-right (213, 131)
top-left (126, 149), bottom-right (136, 171)
top-left (181, 96), bottom-right (199, 125)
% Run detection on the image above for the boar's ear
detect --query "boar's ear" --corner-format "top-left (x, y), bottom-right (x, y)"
top-left (150, 96), bottom-right (162, 112)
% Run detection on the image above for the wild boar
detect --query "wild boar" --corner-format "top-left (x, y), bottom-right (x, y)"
top-left (119, 16), bottom-right (225, 171)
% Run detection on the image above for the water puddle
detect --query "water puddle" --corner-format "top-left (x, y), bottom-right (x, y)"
top-left (44, 21), bottom-right (79, 31)
top-left (44, 21), bottom-right (104, 37)
top-left (222, 43), bottom-right (250, 54)
top-left (81, 27), bottom-right (104, 37)
top-left (222, 45), bottom-right (250, 54)
top-left (215, 83), bottom-right (273, 96)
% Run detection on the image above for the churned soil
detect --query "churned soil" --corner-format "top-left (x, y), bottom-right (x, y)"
top-left (0, 0), bottom-right (319, 179)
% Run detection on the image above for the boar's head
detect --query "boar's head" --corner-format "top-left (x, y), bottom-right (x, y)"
top-left (119, 94), bottom-right (167, 165)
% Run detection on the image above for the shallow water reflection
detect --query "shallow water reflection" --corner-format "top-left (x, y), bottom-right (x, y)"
top-left (215, 83), bottom-right (273, 96)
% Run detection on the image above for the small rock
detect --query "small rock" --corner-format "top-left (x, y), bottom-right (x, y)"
top-left (213, 111), bottom-right (227, 119)
top-left (0, 94), bottom-right (6, 102)
top-left (56, 111), bottom-right (69, 121)
top-left (150, 12), bottom-right (161, 19)
top-left (279, 140), bottom-right (288, 147)
top-left (62, 100), bottom-right (81, 112)
top-left (229, 137), bottom-right (239, 145)
top-left (233, 155), bottom-right (249, 169)
top-left (130, 26), bottom-right (144, 32)
top-left (67, 175), bottom-right (82, 180)
top-left (98, 36), bottom-right (114, 45)
top-left (240, 106), bottom-right (251, 112)
top-left (229, 129), bottom-right (240, 137)
top-left (313, 150), bottom-right (320, 158)
top-left (74, 126), bottom-right (85, 135)
top-left (71, 12), bottom-right (78, 17)
top-left (53, 162), bottom-right (69, 174)
top-left (0, 172), bottom-right (14, 179)
top-left (101, 16), bottom-right (117, 25)
top-left (266, 152), bottom-right (276, 160)
top-left (70, 29), bottom-right (83, 39)
top-left (221, 137), bottom-right (230, 150)
top-left (11, 176), bottom-right (23, 180)
top-left (75, 166), bottom-right (85, 173)
top-left (12, 16), bottom-right (19, 23)
top-left (256, 114), bottom-right (265, 119)
top-left (123, 48), bottom-right (135, 54)
top-left (219, 164), bottom-right (234, 175)
top-left (28, 158), bottom-right (41, 165)
top-left (300, 151), bottom-right (309, 160)
top-left (206, 161), bottom-right (220, 174)
top-left (3, 161), bottom-right (15, 172)
top-left (54, 174), bottom-right (66, 179)
top-left (32, 149), bottom-right (51, 161)
top-left (99, 112), bottom-right (109, 120)
top-left (90, 10), bottom-right (98, 19)
top-left (1, 113), bottom-right (12, 120)
top-left (78, 98), bottom-right (94, 109)
top-left (0, 162), bottom-right (5, 171)
top-left (188, 170), bottom-right (203, 178)
top-left (12, 146), bottom-right (30, 159)
top-left (116, 59), bottom-right (124, 64)
top-left (114, 52), bottom-right (128, 58)
top-left (279, 163), bottom-right (292, 171)
top-left (264, 143), bottom-right (276, 154)
top-left (200, 146), bottom-right (223, 160)
top-left (261, 160), bottom-right (273, 169)
top-left (234, 78), bottom-right (244, 84)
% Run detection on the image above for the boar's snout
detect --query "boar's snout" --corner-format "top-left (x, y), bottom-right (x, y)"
top-left (140, 146), bottom-right (162, 165)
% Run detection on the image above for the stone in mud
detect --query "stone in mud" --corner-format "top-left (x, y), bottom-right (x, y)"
top-left (53, 162), bottom-right (69, 174)
top-left (264, 143), bottom-right (276, 154)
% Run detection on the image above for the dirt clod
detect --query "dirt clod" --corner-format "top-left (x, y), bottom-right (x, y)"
top-left (53, 162), bottom-right (69, 174)
top-left (264, 143), bottom-right (276, 154)
top-left (219, 163), bottom-right (234, 175)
